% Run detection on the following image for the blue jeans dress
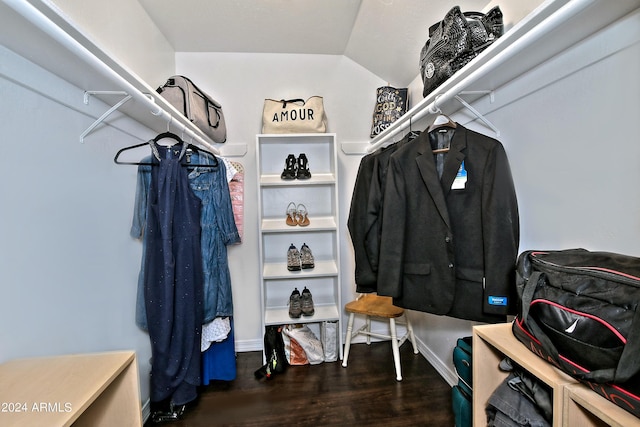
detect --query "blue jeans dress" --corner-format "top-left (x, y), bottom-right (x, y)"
top-left (144, 141), bottom-right (203, 405)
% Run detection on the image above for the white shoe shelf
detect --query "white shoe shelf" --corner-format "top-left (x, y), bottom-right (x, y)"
top-left (256, 133), bottom-right (343, 360)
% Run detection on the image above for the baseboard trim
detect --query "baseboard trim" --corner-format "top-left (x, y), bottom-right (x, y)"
top-left (141, 398), bottom-right (150, 424)
top-left (234, 338), bottom-right (262, 353)
top-left (413, 335), bottom-right (458, 387)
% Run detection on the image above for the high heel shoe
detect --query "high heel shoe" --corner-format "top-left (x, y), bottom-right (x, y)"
top-left (296, 203), bottom-right (310, 227)
top-left (296, 153), bottom-right (311, 179)
top-left (281, 154), bottom-right (297, 180)
top-left (286, 202), bottom-right (297, 226)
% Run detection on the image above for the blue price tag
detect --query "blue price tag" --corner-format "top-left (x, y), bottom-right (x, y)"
top-left (488, 296), bottom-right (508, 306)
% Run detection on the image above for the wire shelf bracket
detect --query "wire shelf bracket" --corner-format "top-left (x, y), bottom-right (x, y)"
top-left (80, 91), bottom-right (132, 143)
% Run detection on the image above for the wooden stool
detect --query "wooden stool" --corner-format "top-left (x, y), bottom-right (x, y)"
top-left (342, 294), bottom-right (418, 381)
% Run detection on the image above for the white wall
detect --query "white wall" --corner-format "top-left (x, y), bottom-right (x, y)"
top-left (174, 52), bottom-right (385, 349)
top-left (0, 45), bottom-right (154, 400)
top-left (49, 0), bottom-right (175, 85)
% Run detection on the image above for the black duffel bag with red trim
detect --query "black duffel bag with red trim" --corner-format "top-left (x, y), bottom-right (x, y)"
top-left (512, 248), bottom-right (640, 418)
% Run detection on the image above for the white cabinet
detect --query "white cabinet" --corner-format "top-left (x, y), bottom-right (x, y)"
top-left (256, 133), bottom-right (342, 360)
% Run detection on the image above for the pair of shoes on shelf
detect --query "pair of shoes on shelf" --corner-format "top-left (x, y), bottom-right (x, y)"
top-left (286, 202), bottom-right (310, 227)
top-left (281, 154), bottom-right (311, 180)
top-left (288, 287), bottom-right (315, 318)
top-left (287, 243), bottom-right (315, 271)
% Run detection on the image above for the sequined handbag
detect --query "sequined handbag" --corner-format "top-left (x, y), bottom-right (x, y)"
top-left (419, 6), bottom-right (503, 98)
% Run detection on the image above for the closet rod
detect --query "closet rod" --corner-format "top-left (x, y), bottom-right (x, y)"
top-left (367, 0), bottom-right (596, 151)
top-left (3, 0), bottom-right (219, 155)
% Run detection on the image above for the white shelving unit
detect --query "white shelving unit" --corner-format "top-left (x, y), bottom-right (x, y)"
top-left (256, 133), bottom-right (343, 360)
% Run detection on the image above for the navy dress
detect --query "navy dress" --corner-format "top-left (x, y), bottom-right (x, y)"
top-left (144, 141), bottom-right (204, 406)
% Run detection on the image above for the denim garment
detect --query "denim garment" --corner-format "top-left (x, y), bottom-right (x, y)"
top-left (131, 148), bottom-right (240, 329)
top-left (187, 151), bottom-right (241, 322)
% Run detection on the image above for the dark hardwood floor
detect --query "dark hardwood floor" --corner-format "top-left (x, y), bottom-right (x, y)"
top-left (146, 341), bottom-right (455, 426)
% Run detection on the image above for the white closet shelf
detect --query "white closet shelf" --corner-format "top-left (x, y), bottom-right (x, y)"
top-left (261, 217), bottom-right (337, 233)
top-left (260, 174), bottom-right (336, 186)
top-left (262, 261), bottom-right (338, 280)
top-left (366, 0), bottom-right (640, 150)
top-left (264, 304), bottom-right (340, 326)
top-left (0, 0), bottom-right (246, 156)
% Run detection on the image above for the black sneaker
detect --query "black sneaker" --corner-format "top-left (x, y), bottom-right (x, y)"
top-left (289, 288), bottom-right (302, 318)
top-left (301, 286), bottom-right (315, 316)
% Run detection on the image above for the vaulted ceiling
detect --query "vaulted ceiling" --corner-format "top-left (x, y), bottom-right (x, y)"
top-left (138, 0), bottom-right (490, 87)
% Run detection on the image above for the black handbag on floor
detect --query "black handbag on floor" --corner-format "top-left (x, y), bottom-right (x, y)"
top-left (419, 6), bottom-right (503, 97)
top-left (255, 325), bottom-right (288, 379)
top-left (512, 248), bottom-right (640, 418)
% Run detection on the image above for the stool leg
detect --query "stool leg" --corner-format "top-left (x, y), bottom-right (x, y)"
top-left (390, 318), bottom-right (402, 381)
top-left (406, 316), bottom-right (418, 354)
top-left (342, 313), bottom-right (355, 368)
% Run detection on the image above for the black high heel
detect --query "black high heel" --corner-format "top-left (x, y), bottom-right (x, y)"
top-left (296, 153), bottom-right (311, 179)
top-left (281, 154), bottom-right (297, 180)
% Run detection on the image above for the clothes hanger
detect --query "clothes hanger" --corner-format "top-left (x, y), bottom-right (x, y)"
top-left (428, 114), bottom-right (457, 133)
top-left (184, 136), bottom-right (219, 167)
top-left (114, 131), bottom-right (219, 167)
top-left (426, 95), bottom-right (457, 133)
top-left (408, 116), bottom-right (421, 141)
top-left (428, 118), bottom-right (456, 154)
top-left (425, 97), bottom-right (457, 153)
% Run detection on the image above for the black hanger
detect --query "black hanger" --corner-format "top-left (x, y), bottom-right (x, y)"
top-left (114, 132), bottom-right (218, 167)
top-left (184, 143), bottom-right (219, 167)
top-left (408, 116), bottom-right (421, 141)
top-left (153, 131), bottom-right (183, 145)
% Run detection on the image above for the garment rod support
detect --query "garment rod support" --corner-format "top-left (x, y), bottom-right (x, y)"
top-left (455, 92), bottom-right (499, 136)
top-left (80, 93), bottom-right (132, 143)
top-left (83, 90), bottom-right (129, 105)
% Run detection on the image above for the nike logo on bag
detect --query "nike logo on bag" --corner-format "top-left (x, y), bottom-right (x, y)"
top-left (565, 319), bottom-right (579, 333)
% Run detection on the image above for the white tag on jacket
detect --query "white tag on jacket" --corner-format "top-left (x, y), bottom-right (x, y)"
top-left (451, 161), bottom-right (467, 190)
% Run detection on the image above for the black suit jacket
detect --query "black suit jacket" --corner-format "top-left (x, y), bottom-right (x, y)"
top-left (377, 125), bottom-right (519, 322)
top-left (347, 135), bottom-right (412, 293)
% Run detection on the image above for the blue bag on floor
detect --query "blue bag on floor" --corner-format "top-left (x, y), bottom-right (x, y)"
top-left (452, 336), bottom-right (473, 427)
top-left (452, 379), bottom-right (472, 427)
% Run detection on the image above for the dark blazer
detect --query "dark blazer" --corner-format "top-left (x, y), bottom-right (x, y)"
top-left (377, 124), bottom-right (519, 322)
top-left (347, 151), bottom-right (378, 292)
top-left (347, 135), bottom-right (413, 293)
